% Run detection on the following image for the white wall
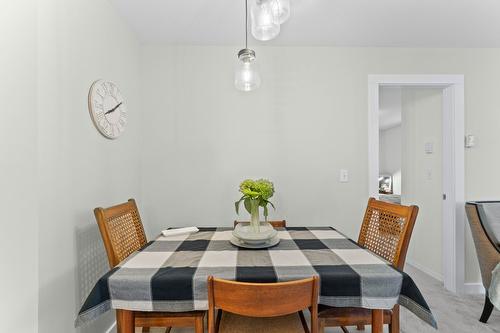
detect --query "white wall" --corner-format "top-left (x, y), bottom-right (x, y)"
top-left (37, 1), bottom-right (141, 332)
top-left (139, 45), bottom-right (500, 285)
top-left (379, 86), bottom-right (402, 130)
top-left (379, 125), bottom-right (402, 195)
top-left (0, 1), bottom-right (38, 332)
top-left (401, 88), bottom-right (444, 280)
top-left (139, 46), bottom-right (369, 240)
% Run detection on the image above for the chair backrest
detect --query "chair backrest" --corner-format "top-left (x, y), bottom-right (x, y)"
top-left (208, 276), bottom-right (319, 318)
top-left (466, 202), bottom-right (500, 289)
top-left (233, 220), bottom-right (287, 228)
top-left (94, 199), bottom-right (147, 268)
top-left (207, 276), bottom-right (319, 333)
top-left (358, 197), bottom-right (419, 269)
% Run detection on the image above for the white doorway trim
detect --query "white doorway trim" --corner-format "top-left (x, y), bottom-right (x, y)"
top-left (368, 74), bottom-right (465, 293)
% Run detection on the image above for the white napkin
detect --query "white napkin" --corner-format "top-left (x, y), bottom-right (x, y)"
top-left (161, 227), bottom-right (199, 237)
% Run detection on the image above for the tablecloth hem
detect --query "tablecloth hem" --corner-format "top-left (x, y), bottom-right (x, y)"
top-left (399, 295), bottom-right (438, 329)
top-left (75, 300), bottom-right (111, 328)
top-left (319, 295), bottom-right (398, 310)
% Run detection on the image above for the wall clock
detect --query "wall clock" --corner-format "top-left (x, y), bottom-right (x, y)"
top-left (88, 79), bottom-right (127, 139)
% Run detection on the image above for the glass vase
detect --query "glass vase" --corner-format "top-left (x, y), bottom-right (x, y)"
top-left (249, 198), bottom-right (261, 233)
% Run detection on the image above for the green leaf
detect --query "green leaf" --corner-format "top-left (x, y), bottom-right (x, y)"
top-left (244, 198), bottom-right (252, 215)
top-left (263, 205), bottom-right (269, 218)
top-left (234, 196), bottom-right (246, 214)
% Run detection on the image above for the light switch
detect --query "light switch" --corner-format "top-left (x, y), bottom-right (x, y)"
top-left (339, 169), bottom-right (349, 183)
top-left (424, 142), bottom-right (434, 154)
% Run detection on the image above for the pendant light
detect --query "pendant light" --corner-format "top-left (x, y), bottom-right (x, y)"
top-left (251, 0), bottom-right (280, 41)
top-left (273, 0), bottom-right (290, 24)
top-left (235, 0), bottom-right (261, 92)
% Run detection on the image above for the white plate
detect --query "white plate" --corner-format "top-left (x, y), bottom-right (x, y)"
top-left (230, 236), bottom-right (280, 249)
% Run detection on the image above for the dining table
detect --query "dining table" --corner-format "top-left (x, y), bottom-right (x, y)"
top-left (76, 226), bottom-right (437, 333)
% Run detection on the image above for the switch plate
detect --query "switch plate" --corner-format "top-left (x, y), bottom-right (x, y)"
top-left (339, 169), bottom-right (349, 183)
top-left (424, 142), bottom-right (434, 154)
top-left (465, 135), bottom-right (475, 148)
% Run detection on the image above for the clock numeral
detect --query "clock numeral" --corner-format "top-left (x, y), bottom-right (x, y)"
top-left (94, 101), bottom-right (103, 110)
top-left (96, 88), bottom-right (105, 99)
top-left (109, 83), bottom-right (117, 98)
top-left (103, 82), bottom-right (111, 95)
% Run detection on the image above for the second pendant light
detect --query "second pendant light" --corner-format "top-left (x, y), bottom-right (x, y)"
top-left (251, 0), bottom-right (290, 41)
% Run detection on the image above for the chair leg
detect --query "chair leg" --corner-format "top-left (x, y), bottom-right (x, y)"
top-left (298, 310), bottom-right (310, 333)
top-left (310, 310), bottom-right (318, 333)
top-left (208, 308), bottom-right (215, 333)
top-left (480, 294), bottom-right (494, 323)
top-left (116, 310), bottom-right (122, 333)
top-left (371, 310), bottom-right (384, 333)
top-left (195, 315), bottom-right (204, 333)
top-left (356, 324), bottom-right (365, 330)
top-left (214, 309), bottom-right (222, 333)
top-left (389, 305), bottom-right (400, 333)
top-left (116, 310), bottom-right (134, 333)
top-left (340, 327), bottom-right (349, 333)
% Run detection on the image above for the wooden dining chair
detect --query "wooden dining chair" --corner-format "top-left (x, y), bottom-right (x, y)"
top-left (318, 197), bottom-right (419, 333)
top-left (234, 220), bottom-right (287, 228)
top-left (208, 276), bottom-right (319, 333)
top-left (94, 199), bottom-right (205, 333)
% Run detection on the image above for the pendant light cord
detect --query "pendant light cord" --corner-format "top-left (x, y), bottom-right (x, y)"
top-left (245, 0), bottom-right (248, 49)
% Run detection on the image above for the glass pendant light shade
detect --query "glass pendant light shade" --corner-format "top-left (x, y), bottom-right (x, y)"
top-left (234, 49), bottom-right (261, 92)
top-left (251, 0), bottom-right (280, 41)
top-left (273, 0), bottom-right (290, 24)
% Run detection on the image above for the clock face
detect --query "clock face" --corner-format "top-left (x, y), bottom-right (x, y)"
top-left (88, 79), bottom-right (127, 139)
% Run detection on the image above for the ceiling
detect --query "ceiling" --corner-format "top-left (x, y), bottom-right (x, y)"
top-left (111, 0), bottom-right (500, 47)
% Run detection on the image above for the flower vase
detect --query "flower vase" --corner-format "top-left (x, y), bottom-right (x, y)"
top-left (249, 198), bottom-right (261, 233)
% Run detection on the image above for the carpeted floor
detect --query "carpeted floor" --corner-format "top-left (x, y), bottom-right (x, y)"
top-left (136, 265), bottom-right (500, 333)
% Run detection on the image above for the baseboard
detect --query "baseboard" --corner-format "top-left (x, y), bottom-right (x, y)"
top-left (463, 283), bottom-right (485, 295)
top-left (406, 261), bottom-right (443, 282)
top-left (105, 321), bottom-right (117, 333)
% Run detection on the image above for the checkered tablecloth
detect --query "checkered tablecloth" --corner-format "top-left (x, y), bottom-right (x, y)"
top-left (76, 227), bottom-right (437, 328)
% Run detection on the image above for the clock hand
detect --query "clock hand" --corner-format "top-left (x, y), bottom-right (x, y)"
top-left (104, 102), bottom-right (123, 115)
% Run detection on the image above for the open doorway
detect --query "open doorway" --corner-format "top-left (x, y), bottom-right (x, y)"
top-left (368, 75), bottom-right (465, 293)
top-left (379, 86), bottom-right (444, 282)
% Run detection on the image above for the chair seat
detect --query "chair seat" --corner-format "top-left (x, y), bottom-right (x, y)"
top-left (318, 305), bottom-right (392, 326)
top-left (219, 312), bottom-right (305, 333)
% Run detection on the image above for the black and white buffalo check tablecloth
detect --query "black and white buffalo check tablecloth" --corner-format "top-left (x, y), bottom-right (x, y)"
top-left (76, 227), bottom-right (437, 328)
